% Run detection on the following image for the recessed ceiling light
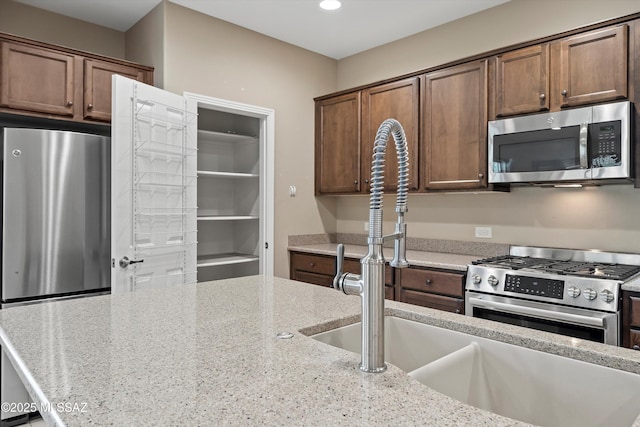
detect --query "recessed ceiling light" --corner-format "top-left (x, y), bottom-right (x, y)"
top-left (320, 0), bottom-right (341, 11)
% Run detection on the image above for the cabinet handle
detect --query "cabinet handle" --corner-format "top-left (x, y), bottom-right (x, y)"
top-left (561, 90), bottom-right (568, 96)
top-left (354, 180), bottom-right (358, 185)
top-left (87, 103), bottom-right (93, 110)
top-left (478, 173), bottom-right (484, 179)
top-left (365, 179), bottom-right (369, 184)
top-left (425, 279), bottom-right (432, 285)
top-left (66, 101), bottom-right (73, 107)
top-left (455, 309), bottom-right (461, 314)
top-left (633, 345), bottom-right (640, 351)
top-left (539, 93), bottom-right (546, 99)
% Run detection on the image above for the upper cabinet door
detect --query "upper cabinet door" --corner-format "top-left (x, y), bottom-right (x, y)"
top-left (495, 44), bottom-right (550, 117)
top-left (84, 59), bottom-right (145, 122)
top-left (111, 75), bottom-right (198, 293)
top-left (315, 92), bottom-right (362, 194)
top-left (422, 60), bottom-right (488, 191)
top-left (557, 25), bottom-right (628, 108)
top-left (0, 41), bottom-right (75, 117)
top-left (361, 77), bottom-right (420, 192)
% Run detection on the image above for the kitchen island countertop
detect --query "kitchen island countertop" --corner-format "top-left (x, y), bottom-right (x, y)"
top-left (1, 276), bottom-right (640, 426)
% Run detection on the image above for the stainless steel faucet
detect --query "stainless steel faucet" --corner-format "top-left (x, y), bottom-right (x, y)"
top-left (333, 118), bottom-right (410, 373)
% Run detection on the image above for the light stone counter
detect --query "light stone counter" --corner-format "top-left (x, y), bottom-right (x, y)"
top-left (623, 275), bottom-right (640, 292)
top-left (1, 276), bottom-right (640, 426)
top-left (288, 243), bottom-right (479, 272)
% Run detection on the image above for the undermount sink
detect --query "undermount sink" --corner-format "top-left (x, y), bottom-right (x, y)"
top-left (311, 316), bottom-right (640, 427)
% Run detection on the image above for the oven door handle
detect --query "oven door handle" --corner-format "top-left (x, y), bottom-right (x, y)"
top-left (467, 295), bottom-right (608, 328)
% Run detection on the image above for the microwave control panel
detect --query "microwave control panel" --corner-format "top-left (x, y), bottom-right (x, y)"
top-left (588, 120), bottom-right (621, 167)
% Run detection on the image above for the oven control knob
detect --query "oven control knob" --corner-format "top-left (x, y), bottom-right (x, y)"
top-left (600, 289), bottom-right (614, 303)
top-left (471, 274), bottom-right (482, 285)
top-left (487, 275), bottom-right (499, 287)
top-left (567, 285), bottom-right (581, 298)
top-left (583, 288), bottom-right (597, 301)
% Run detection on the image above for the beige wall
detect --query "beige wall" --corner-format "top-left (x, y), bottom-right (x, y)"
top-left (337, 0), bottom-right (640, 89)
top-left (161, 2), bottom-right (338, 278)
top-left (334, 0), bottom-right (640, 254)
top-left (125, 2), bottom-right (165, 87)
top-left (0, 0), bottom-right (125, 59)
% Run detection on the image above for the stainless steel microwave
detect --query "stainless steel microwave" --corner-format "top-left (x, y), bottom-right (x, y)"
top-left (488, 101), bottom-right (632, 184)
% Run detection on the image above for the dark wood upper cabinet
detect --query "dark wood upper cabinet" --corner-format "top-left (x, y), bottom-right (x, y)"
top-left (495, 44), bottom-right (550, 116)
top-left (84, 59), bottom-right (146, 122)
top-left (315, 91), bottom-right (362, 194)
top-left (361, 77), bottom-right (420, 192)
top-left (1, 41), bottom-right (76, 117)
top-left (421, 60), bottom-right (488, 191)
top-left (556, 25), bottom-right (628, 108)
top-left (0, 32), bottom-right (153, 123)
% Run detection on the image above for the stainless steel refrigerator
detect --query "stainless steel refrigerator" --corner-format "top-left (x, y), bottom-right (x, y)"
top-left (1, 126), bottom-right (110, 423)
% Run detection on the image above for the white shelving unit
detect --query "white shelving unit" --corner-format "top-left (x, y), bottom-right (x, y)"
top-left (195, 112), bottom-right (263, 282)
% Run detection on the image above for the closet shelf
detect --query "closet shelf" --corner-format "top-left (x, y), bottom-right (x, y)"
top-left (197, 215), bottom-right (258, 221)
top-left (197, 171), bottom-right (259, 178)
top-left (197, 253), bottom-right (259, 268)
top-left (197, 129), bottom-right (258, 144)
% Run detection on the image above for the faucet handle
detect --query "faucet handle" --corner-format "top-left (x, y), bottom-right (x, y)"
top-left (333, 244), bottom-right (345, 290)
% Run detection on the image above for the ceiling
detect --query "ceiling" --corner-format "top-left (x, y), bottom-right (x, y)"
top-left (14, 0), bottom-right (511, 59)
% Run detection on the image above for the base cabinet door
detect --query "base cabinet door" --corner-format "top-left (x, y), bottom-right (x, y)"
top-left (622, 291), bottom-right (640, 350)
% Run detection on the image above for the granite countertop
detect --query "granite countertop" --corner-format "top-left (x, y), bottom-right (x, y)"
top-left (287, 236), bottom-right (640, 291)
top-left (1, 276), bottom-right (640, 426)
top-left (624, 275), bottom-right (640, 292)
top-left (288, 243), bottom-right (479, 272)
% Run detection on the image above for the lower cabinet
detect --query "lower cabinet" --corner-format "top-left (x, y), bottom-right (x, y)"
top-left (622, 291), bottom-right (640, 350)
top-left (395, 266), bottom-right (465, 314)
top-left (289, 251), bottom-right (466, 312)
top-left (289, 251), bottom-right (394, 299)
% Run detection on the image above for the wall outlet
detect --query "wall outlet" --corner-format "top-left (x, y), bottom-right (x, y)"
top-left (475, 226), bottom-right (492, 239)
top-left (364, 222), bottom-right (369, 231)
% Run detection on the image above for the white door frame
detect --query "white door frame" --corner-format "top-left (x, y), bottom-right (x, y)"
top-left (183, 92), bottom-right (275, 277)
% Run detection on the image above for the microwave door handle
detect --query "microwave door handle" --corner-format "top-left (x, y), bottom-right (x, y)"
top-left (467, 295), bottom-right (606, 328)
top-left (579, 122), bottom-right (589, 168)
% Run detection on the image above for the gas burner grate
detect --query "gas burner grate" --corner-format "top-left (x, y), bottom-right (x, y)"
top-left (473, 255), bottom-right (640, 281)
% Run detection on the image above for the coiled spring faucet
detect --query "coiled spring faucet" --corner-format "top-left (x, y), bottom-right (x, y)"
top-left (333, 118), bottom-right (410, 373)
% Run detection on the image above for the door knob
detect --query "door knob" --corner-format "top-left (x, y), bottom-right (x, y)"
top-left (119, 256), bottom-right (144, 268)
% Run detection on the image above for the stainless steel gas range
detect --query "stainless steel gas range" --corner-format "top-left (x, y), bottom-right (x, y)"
top-left (465, 246), bottom-right (640, 346)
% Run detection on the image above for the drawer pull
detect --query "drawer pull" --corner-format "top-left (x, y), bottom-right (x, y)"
top-left (425, 279), bottom-right (432, 285)
top-left (633, 345), bottom-right (640, 351)
top-left (310, 262), bottom-right (315, 267)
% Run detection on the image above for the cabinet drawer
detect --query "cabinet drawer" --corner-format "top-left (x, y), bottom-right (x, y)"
top-left (397, 268), bottom-right (464, 297)
top-left (629, 329), bottom-right (640, 351)
top-left (290, 252), bottom-right (335, 276)
top-left (399, 289), bottom-right (464, 314)
top-left (293, 271), bottom-right (333, 288)
top-left (630, 297), bottom-right (640, 328)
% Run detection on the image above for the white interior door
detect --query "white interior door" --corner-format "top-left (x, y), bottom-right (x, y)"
top-left (111, 75), bottom-right (197, 293)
